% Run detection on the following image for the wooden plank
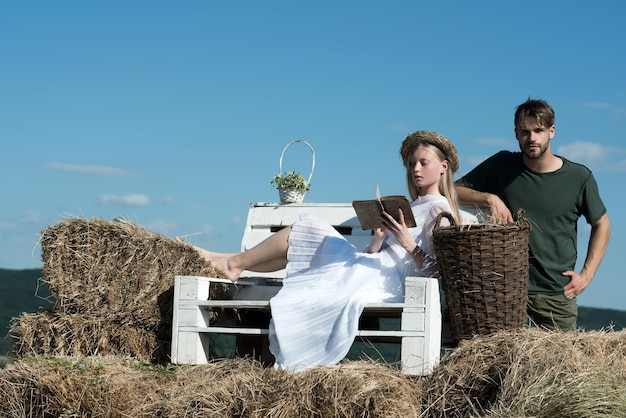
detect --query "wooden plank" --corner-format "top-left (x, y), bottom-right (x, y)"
top-left (174, 331), bottom-right (211, 364)
top-left (184, 300), bottom-right (271, 309)
top-left (177, 275), bottom-right (211, 300)
top-left (180, 326), bottom-right (270, 335)
top-left (422, 276), bottom-right (443, 371)
top-left (181, 299), bottom-right (427, 311)
top-left (401, 277), bottom-right (441, 375)
top-left (178, 326), bottom-right (424, 339)
top-left (245, 202), bottom-right (362, 228)
top-left (170, 276), bottom-right (182, 363)
top-left (172, 276), bottom-right (214, 364)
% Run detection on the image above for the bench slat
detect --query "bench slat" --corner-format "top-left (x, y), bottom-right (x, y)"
top-left (178, 326), bottom-right (423, 338)
top-left (181, 300), bottom-right (427, 310)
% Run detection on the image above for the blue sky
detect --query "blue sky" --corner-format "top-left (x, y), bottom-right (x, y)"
top-left (1, 1), bottom-right (625, 311)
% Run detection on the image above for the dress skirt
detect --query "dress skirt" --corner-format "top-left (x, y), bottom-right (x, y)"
top-left (268, 214), bottom-right (402, 372)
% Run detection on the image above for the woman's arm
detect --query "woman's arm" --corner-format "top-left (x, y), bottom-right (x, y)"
top-left (381, 207), bottom-right (441, 276)
top-left (409, 245), bottom-right (440, 278)
top-left (364, 228), bottom-right (386, 253)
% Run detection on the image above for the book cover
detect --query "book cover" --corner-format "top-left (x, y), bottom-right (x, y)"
top-left (352, 195), bottom-right (416, 230)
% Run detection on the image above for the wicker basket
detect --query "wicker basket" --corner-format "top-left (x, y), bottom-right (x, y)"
top-left (433, 210), bottom-right (531, 343)
top-left (276, 140), bottom-right (315, 204)
top-left (278, 187), bottom-right (306, 204)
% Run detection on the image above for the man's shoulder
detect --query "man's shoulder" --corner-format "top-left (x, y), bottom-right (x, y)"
top-left (559, 156), bottom-right (593, 175)
top-left (482, 150), bottom-right (522, 166)
top-left (460, 150), bottom-right (522, 186)
top-left (493, 150), bottom-right (520, 159)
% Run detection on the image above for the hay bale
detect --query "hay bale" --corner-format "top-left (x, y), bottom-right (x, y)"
top-left (39, 217), bottom-right (230, 328)
top-left (10, 310), bottom-right (168, 363)
top-left (152, 359), bottom-right (424, 417)
top-left (0, 356), bottom-right (170, 418)
top-left (3, 329), bottom-right (626, 418)
top-left (0, 356), bottom-right (423, 418)
top-left (485, 367), bottom-right (626, 418)
top-left (421, 328), bottom-right (626, 417)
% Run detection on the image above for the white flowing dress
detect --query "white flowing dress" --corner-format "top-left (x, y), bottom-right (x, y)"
top-left (268, 194), bottom-right (451, 371)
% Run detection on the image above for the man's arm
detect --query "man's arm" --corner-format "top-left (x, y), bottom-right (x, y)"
top-left (563, 213), bottom-right (611, 297)
top-left (454, 180), bottom-right (513, 223)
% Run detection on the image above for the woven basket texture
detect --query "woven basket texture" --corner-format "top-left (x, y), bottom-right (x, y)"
top-left (279, 187), bottom-right (306, 204)
top-left (433, 211), bottom-right (531, 343)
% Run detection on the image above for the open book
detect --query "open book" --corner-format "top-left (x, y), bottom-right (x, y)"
top-left (352, 190), bottom-right (416, 230)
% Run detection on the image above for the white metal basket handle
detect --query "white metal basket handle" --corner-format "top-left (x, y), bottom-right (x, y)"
top-left (279, 140), bottom-right (315, 186)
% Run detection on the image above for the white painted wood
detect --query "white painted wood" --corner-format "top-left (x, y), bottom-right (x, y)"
top-left (171, 275), bottom-right (441, 375)
top-left (235, 282), bottom-right (282, 300)
top-left (400, 276), bottom-right (441, 375)
top-left (172, 276), bottom-right (213, 364)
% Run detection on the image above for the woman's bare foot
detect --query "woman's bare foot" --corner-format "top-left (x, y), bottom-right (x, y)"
top-left (202, 249), bottom-right (243, 282)
top-left (175, 237), bottom-right (242, 282)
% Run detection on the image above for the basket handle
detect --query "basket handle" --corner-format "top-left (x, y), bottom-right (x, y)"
top-left (279, 140), bottom-right (315, 186)
top-left (434, 211), bottom-right (456, 228)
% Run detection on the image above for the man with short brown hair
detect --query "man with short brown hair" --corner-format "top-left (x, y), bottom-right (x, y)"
top-left (455, 98), bottom-right (610, 330)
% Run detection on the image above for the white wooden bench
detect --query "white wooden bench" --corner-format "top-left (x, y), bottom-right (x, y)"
top-left (171, 202), bottom-right (476, 375)
top-left (171, 274), bottom-right (441, 375)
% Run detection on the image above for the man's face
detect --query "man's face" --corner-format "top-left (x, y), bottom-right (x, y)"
top-left (515, 123), bottom-right (555, 160)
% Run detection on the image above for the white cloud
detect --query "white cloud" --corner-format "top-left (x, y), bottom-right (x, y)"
top-left (98, 194), bottom-right (150, 206)
top-left (464, 155), bottom-right (491, 168)
top-left (21, 210), bottom-right (41, 224)
top-left (200, 224), bottom-right (214, 236)
top-left (43, 163), bottom-right (138, 177)
top-left (143, 219), bottom-right (177, 235)
top-left (556, 141), bottom-right (626, 172)
top-left (580, 102), bottom-right (626, 120)
top-left (190, 201), bottom-right (205, 211)
top-left (0, 222), bottom-right (18, 230)
top-left (582, 102), bottom-right (611, 109)
top-left (473, 137), bottom-right (514, 147)
top-left (389, 124), bottom-right (412, 134)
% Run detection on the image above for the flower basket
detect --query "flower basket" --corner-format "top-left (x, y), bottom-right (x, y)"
top-left (278, 187), bottom-right (307, 204)
top-left (271, 140), bottom-right (315, 204)
top-left (433, 210), bottom-right (531, 344)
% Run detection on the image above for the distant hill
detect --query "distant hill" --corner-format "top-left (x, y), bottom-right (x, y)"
top-left (577, 306), bottom-right (626, 331)
top-left (1, 268), bottom-right (625, 358)
top-left (0, 269), bottom-right (54, 357)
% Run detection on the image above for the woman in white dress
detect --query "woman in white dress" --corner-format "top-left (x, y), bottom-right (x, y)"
top-left (196, 131), bottom-right (461, 371)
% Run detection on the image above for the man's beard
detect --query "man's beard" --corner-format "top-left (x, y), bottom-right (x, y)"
top-left (520, 141), bottom-right (548, 159)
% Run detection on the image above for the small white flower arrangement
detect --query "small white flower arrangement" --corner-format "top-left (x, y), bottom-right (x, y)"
top-left (269, 171), bottom-right (311, 204)
top-left (269, 171), bottom-right (311, 193)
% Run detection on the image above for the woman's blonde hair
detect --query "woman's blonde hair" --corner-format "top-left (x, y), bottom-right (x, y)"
top-left (400, 131), bottom-right (461, 223)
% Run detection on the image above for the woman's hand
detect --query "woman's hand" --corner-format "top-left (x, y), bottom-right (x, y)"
top-left (365, 226), bottom-right (387, 253)
top-left (382, 208), bottom-right (415, 252)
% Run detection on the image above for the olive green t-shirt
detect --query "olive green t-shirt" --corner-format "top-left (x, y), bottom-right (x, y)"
top-left (460, 151), bottom-right (607, 294)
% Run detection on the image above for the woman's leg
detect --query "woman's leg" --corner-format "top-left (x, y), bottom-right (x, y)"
top-left (196, 226), bottom-right (291, 282)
